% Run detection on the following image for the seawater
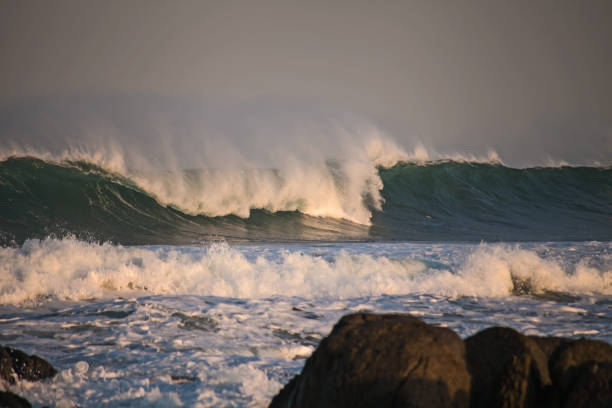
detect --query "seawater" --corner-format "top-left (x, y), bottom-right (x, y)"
top-left (1, 240), bottom-right (610, 407)
top-left (1, 146), bottom-right (611, 406)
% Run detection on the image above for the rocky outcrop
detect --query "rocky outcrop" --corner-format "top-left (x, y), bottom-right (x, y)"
top-left (562, 362), bottom-right (611, 408)
top-left (529, 336), bottom-right (570, 362)
top-left (0, 391), bottom-right (32, 408)
top-left (269, 314), bottom-right (612, 408)
top-left (270, 313), bottom-right (471, 408)
top-left (0, 346), bottom-right (56, 384)
top-left (0, 346), bottom-right (56, 408)
top-left (548, 339), bottom-right (612, 408)
top-left (465, 327), bottom-right (551, 407)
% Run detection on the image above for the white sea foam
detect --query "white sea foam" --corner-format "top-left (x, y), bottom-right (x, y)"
top-left (1, 238), bottom-right (610, 305)
top-left (437, 149), bottom-right (504, 165)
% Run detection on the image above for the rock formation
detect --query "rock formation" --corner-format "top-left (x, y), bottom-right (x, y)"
top-left (270, 313), bottom-right (470, 408)
top-left (0, 346), bottom-right (56, 408)
top-left (270, 313), bottom-right (612, 408)
top-left (0, 390), bottom-right (31, 408)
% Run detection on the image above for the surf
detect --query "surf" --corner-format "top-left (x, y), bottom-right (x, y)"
top-left (1, 238), bottom-right (610, 305)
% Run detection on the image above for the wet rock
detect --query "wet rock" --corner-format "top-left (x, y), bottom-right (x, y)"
top-left (270, 314), bottom-right (612, 408)
top-left (465, 327), bottom-right (551, 408)
top-left (548, 339), bottom-right (612, 406)
top-left (269, 313), bottom-right (470, 408)
top-left (563, 362), bottom-right (612, 408)
top-left (529, 336), bottom-right (570, 362)
top-left (0, 346), bottom-right (57, 384)
top-left (0, 390), bottom-right (32, 408)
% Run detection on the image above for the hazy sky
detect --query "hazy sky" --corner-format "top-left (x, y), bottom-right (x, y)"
top-left (1, 0), bottom-right (611, 166)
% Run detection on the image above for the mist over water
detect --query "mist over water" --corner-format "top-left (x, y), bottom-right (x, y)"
top-left (0, 96), bottom-right (408, 168)
top-left (0, 96), bottom-right (417, 226)
top-left (1, 94), bottom-right (602, 172)
top-left (3, 91), bottom-right (608, 223)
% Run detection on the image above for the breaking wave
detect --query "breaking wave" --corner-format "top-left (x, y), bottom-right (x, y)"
top-left (1, 238), bottom-right (610, 304)
top-left (1, 152), bottom-right (610, 243)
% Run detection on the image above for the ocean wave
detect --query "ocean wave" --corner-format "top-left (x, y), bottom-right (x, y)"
top-left (1, 154), bottom-right (611, 243)
top-left (0, 136), bottom-right (414, 226)
top-left (0, 238), bottom-right (610, 304)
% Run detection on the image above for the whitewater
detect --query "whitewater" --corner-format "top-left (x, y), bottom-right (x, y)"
top-left (1, 133), bottom-right (611, 407)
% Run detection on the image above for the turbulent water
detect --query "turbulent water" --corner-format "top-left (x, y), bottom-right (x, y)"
top-left (0, 153), bottom-right (611, 407)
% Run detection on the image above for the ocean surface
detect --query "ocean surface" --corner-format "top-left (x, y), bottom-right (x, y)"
top-left (1, 154), bottom-right (611, 407)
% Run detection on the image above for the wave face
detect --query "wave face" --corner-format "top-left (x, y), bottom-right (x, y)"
top-left (374, 162), bottom-right (612, 241)
top-left (1, 156), bottom-right (611, 244)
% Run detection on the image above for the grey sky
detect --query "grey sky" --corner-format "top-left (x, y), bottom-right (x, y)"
top-left (1, 0), bottom-right (611, 166)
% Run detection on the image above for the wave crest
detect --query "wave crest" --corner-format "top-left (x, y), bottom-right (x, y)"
top-left (1, 131), bottom-right (415, 225)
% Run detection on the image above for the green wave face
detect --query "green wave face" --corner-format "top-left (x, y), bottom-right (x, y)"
top-left (373, 162), bottom-right (612, 241)
top-left (1, 157), bottom-right (610, 245)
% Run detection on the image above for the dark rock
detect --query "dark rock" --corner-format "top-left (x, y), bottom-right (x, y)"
top-left (0, 391), bottom-right (32, 408)
top-left (563, 362), bottom-right (612, 408)
top-left (0, 346), bottom-right (57, 384)
top-left (465, 327), bottom-right (551, 408)
top-left (269, 313), bottom-right (470, 408)
top-left (270, 314), bottom-right (612, 408)
top-left (270, 375), bottom-right (299, 408)
top-left (548, 339), bottom-right (612, 406)
top-left (529, 336), bottom-right (571, 362)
